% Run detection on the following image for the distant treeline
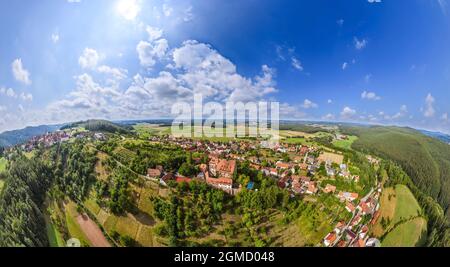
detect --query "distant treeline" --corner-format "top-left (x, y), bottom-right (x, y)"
top-left (279, 124), bottom-right (332, 134)
top-left (61, 119), bottom-right (131, 134)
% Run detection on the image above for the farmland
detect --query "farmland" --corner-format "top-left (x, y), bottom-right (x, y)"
top-left (332, 136), bottom-right (358, 150)
top-left (372, 185), bottom-right (426, 247)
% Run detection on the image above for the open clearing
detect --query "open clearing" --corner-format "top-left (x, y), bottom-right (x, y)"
top-left (76, 214), bottom-right (111, 247)
top-left (332, 136), bottom-right (358, 150)
top-left (44, 214), bottom-right (65, 247)
top-left (371, 187), bottom-right (396, 237)
top-left (376, 185), bottom-right (426, 247)
top-left (392, 184), bottom-right (421, 224)
top-left (382, 217), bottom-right (427, 247)
top-left (317, 152), bottom-right (344, 165)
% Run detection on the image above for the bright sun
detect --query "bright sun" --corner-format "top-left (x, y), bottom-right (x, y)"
top-left (116, 0), bottom-right (141, 20)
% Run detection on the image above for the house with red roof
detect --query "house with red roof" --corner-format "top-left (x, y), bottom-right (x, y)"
top-left (323, 232), bottom-right (337, 247)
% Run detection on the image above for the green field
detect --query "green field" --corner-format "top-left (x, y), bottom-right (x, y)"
top-left (0, 157), bottom-right (8, 172)
top-left (380, 185), bottom-right (427, 247)
top-left (133, 124), bottom-right (170, 138)
top-left (392, 185), bottom-right (422, 224)
top-left (332, 135), bottom-right (358, 150)
top-left (45, 215), bottom-right (65, 247)
top-left (382, 217), bottom-right (427, 247)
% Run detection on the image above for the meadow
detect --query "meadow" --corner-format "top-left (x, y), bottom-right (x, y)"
top-left (373, 184), bottom-right (426, 247)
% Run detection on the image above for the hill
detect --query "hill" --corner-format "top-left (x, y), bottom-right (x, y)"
top-left (61, 120), bottom-right (131, 134)
top-left (0, 125), bottom-right (61, 148)
top-left (419, 130), bottom-right (450, 144)
top-left (340, 126), bottom-right (450, 221)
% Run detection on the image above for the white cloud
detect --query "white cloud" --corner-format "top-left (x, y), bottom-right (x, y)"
top-left (279, 103), bottom-right (306, 119)
top-left (173, 40), bottom-right (277, 102)
top-left (322, 113), bottom-right (335, 120)
top-left (12, 59), bottom-right (32, 85)
top-left (342, 62), bottom-right (348, 70)
top-left (136, 26), bottom-right (169, 67)
top-left (368, 0), bottom-right (382, 3)
top-left (183, 6), bottom-right (194, 22)
top-left (391, 105), bottom-right (408, 120)
top-left (137, 39), bottom-right (169, 67)
top-left (97, 65), bottom-right (128, 85)
top-left (400, 104), bottom-right (408, 112)
top-left (364, 74), bottom-right (372, 83)
top-left (51, 33), bottom-right (60, 43)
top-left (79, 48), bottom-right (100, 69)
top-left (20, 92), bottom-right (33, 101)
top-left (442, 112), bottom-right (448, 121)
top-left (163, 4), bottom-right (173, 17)
top-left (424, 93), bottom-right (435, 117)
top-left (146, 26), bottom-right (163, 41)
top-left (341, 106), bottom-right (356, 119)
top-left (327, 99), bottom-right (333, 104)
top-left (354, 37), bottom-right (368, 50)
top-left (67, 0), bottom-right (81, 3)
top-left (291, 57), bottom-right (304, 71)
top-left (337, 19), bottom-right (344, 26)
top-left (116, 0), bottom-right (141, 20)
top-left (361, 90), bottom-right (381, 101)
top-left (38, 39), bottom-right (278, 127)
top-left (301, 99), bottom-right (318, 109)
top-left (0, 87), bottom-right (17, 98)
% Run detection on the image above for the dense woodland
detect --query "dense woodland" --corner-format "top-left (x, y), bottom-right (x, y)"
top-left (0, 157), bottom-right (53, 246)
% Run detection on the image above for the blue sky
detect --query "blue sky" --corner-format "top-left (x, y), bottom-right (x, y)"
top-left (1, 0), bottom-right (450, 133)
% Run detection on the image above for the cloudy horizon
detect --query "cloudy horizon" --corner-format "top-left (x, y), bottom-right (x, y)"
top-left (1, 0), bottom-right (450, 134)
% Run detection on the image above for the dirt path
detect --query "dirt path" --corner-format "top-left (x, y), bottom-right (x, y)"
top-left (76, 214), bottom-right (111, 247)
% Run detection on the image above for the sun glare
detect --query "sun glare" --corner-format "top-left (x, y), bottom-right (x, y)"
top-left (116, 0), bottom-right (141, 21)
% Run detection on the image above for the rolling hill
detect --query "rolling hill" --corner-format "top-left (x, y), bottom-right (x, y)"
top-left (61, 120), bottom-right (131, 134)
top-left (0, 125), bottom-right (61, 148)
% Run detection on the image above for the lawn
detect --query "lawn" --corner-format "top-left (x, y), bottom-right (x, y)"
top-left (382, 217), bottom-right (427, 247)
top-left (392, 184), bottom-right (421, 224)
top-left (0, 157), bottom-right (8, 172)
top-left (332, 136), bottom-right (358, 150)
top-left (45, 215), bottom-right (65, 247)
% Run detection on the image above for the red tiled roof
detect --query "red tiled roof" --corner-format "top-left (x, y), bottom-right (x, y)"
top-left (216, 159), bottom-right (237, 174)
top-left (207, 177), bottom-right (233, 186)
top-left (175, 176), bottom-right (192, 183)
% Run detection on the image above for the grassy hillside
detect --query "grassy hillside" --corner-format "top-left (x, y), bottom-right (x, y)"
top-left (341, 126), bottom-right (450, 220)
top-left (61, 120), bottom-right (131, 134)
top-left (372, 185), bottom-right (426, 247)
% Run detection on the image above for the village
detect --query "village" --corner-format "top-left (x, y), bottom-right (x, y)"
top-left (145, 135), bottom-right (383, 247)
top-left (4, 126), bottom-right (383, 247)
